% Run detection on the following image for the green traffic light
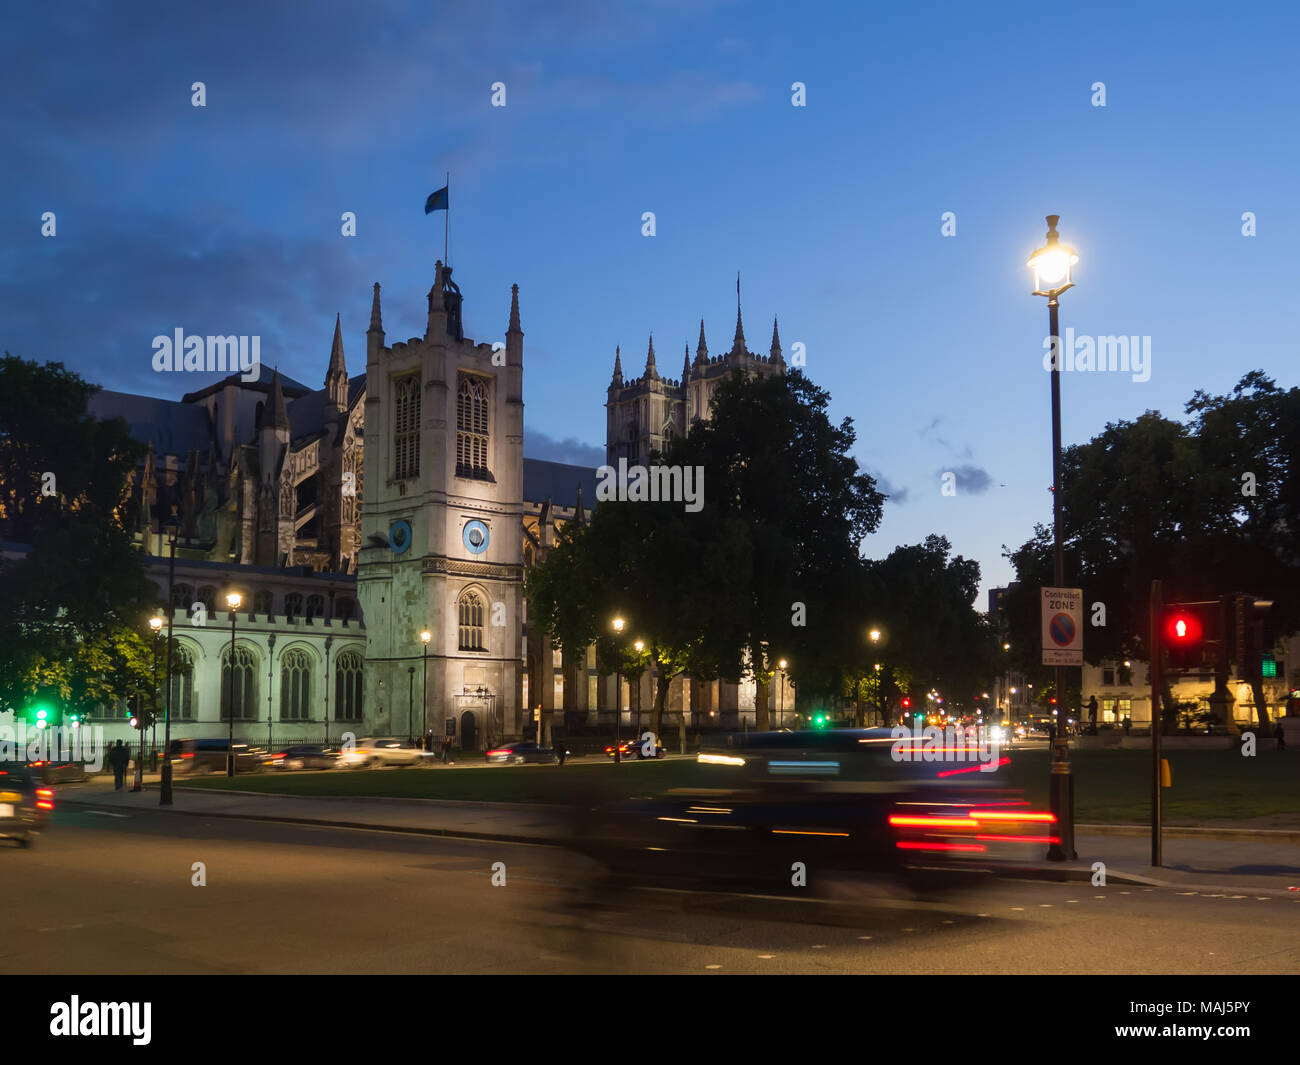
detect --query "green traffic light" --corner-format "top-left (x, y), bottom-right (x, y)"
top-left (36, 708), bottom-right (48, 720)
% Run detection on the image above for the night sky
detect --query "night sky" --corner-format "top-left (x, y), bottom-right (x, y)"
top-left (3, 0), bottom-right (1296, 601)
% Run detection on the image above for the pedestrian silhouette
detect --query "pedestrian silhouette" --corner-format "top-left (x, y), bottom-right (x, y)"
top-left (108, 740), bottom-right (130, 790)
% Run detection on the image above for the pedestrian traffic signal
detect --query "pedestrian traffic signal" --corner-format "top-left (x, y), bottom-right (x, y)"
top-left (901, 698), bottom-right (911, 709)
top-left (1163, 604), bottom-right (1215, 670)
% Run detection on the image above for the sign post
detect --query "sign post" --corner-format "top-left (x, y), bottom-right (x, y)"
top-left (1041, 586), bottom-right (1082, 861)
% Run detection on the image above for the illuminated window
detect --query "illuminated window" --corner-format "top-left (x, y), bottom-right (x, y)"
top-left (458, 590), bottom-right (486, 651)
top-left (279, 649), bottom-right (312, 721)
top-left (221, 645), bottom-right (259, 720)
top-left (394, 375), bottom-right (421, 481)
top-left (456, 375), bottom-right (490, 479)
top-left (335, 651), bottom-right (363, 720)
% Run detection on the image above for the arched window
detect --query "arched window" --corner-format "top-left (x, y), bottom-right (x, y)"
top-left (458, 590), bottom-right (486, 651)
top-left (221, 644), bottom-right (259, 720)
top-left (393, 375), bottom-right (421, 480)
top-left (306, 594), bottom-right (324, 619)
top-left (624, 422), bottom-right (638, 463)
top-left (279, 649), bottom-right (312, 721)
top-left (285, 592), bottom-right (303, 618)
top-left (456, 374), bottom-right (490, 478)
top-left (197, 586), bottom-right (217, 613)
top-left (334, 650), bottom-right (363, 720)
top-left (173, 583), bottom-right (194, 610)
top-left (168, 644), bottom-right (196, 720)
top-left (253, 590), bottom-right (274, 616)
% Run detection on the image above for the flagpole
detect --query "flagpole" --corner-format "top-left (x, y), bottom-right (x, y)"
top-left (444, 171), bottom-right (450, 266)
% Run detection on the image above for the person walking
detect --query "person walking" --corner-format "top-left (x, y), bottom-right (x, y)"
top-left (555, 739), bottom-right (567, 766)
top-left (108, 739), bottom-right (130, 791)
top-left (1087, 695), bottom-right (1099, 734)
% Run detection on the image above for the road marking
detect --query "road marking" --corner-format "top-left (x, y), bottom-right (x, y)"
top-left (705, 964), bottom-right (722, 970)
top-left (1039, 904), bottom-right (1053, 908)
top-left (811, 945), bottom-right (826, 949)
top-left (1066, 900), bottom-right (1078, 904)
top-left (85, 811), bottom-right (129, 818)
top-left (1011, 906), bottom-right (1025, 911)
top-left (758, 954), bottom-right (775, 959)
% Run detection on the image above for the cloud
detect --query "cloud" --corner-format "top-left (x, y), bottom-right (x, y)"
top-left (917, 415), bottom-right (973, 460)
top-left (940, 465), bottom-right (994, 495)
top-left (864, 466), bottom-right (909, 505)
top-left (524, 427), bottom-right (604, 467)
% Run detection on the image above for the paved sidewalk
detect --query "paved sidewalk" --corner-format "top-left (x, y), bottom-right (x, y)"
top-left (57, 774), bottom-right (1300, 893)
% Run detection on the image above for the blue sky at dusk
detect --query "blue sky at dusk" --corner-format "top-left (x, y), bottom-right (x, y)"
top-left (3, 0), bottom-right (1297, 604)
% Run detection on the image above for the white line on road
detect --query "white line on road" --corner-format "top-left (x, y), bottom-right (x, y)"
top-left (85, 811), bottom-right (129, 818)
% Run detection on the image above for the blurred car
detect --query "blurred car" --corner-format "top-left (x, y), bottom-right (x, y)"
top-left (168, 738), bottom-right (273, 774)
top-left (485, 741), bottom-right (563, 765)
top-left (337, 738), bottom-right (424, 768)
top-left (27, 758), bottom-right (89, 784)
top-left (272, 745), bottom-right (341, 770)
top-left (566, 728), bottom-right (1054, 898)
top-left (604, 736), bottom-right (664, 760)
top-left (0, 762), bottom-right (54, 848)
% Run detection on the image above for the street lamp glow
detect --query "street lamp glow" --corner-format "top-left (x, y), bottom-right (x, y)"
top-left (149, 615), bottom-right (164, 632)
top-left (868, 629), bottom-right (881, 642)
top-left (778, 659), bottom-right (788, 670)
top-left (612, 617), bottom-right (625, 633)
top-left (225, 591), bottom-right (242, 610)
top-left (633, 640), bottom-right (644, 653)
top-left (1028, 215), bottom-right (1078, 296)
top-left (420, 630), bottom-right (432, 644)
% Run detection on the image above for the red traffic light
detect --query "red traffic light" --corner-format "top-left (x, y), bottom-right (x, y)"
top-left (901, 698), bottom-right (911, 708)
top-left (1165, 611), bottom-right (1203, 644)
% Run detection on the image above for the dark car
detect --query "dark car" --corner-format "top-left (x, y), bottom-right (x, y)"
top-left (604, 736), bottom-right (664, 760)
top-left (27, 758), bottom-right (89, 784)
top-left (169, 738), bottom-right (273, 774)
top-left (566, 729), bottom-right (1053, 898)
top-left (271, 745), bottom-right (341, 771)
top-left (0, 763), bottom-right (54, 847)
top-left (485, 741), bottom-right (562, 765)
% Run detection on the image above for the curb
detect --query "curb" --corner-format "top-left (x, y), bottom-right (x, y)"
top-left (1076, 824), bottom-right (1300, 843)
top-left (61, 796), bottom-right (553, 847)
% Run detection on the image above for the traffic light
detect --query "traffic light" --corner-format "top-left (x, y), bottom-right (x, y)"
top-left (1231, 594), bottom-right (1274, 680)
top-left (1163, 603), bottom-right (1216, 671)
top-left (901, 698), bottom-right (911, 709)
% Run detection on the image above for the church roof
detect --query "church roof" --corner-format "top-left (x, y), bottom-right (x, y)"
top-left (87, 389), bottom-right (213, 455)
top-left (523, 458), bottom-right (598, 512)
top-left (181, 364), bottom-right (313, 403)
top-left (286, 375), bottom-right (364, 444)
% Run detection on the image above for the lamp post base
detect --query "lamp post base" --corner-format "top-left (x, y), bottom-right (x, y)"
top-left (159, 760), bottom-right (173, 806)
top-left (1046, 748), bottom-right (1077, 861)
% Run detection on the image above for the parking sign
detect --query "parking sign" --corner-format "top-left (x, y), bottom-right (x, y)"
top-left (1041, 587), bottom-right (1083, 666)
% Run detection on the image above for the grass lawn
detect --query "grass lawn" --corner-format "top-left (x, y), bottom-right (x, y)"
top-left (179, 747), bottom-right (1300, 826)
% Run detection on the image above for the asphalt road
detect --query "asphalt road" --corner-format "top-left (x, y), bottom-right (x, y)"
top-left (5, 807), bottom-right (1298, 974)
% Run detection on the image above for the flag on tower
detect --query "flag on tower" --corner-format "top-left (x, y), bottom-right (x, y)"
top-left (424, 185), bottom-right (449, 214)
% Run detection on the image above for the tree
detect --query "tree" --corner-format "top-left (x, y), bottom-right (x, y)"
top-left (1004, 373), bottom-right (1300, 731)
top-left (674, 369), bottom-right (885, 728)
top-left (0, 356), bottom-right (155, 713)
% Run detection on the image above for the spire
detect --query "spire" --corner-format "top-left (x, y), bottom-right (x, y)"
top-left (695, 319), bottom-right (708, 366)
top-left (682, 344), bottom-right (691, 386)
top-left (644, 334), bottom-right (658, 379)
top-left (508, 283), bottom-right (522, 333)
top-left (611, 345), bottom-right (623, 387)
top-left (732, 272), bottom-right (746, 356)
top-left (575, 482), bottom-right (586, 526)
top-left (266, 368), bottom-right (289, 432)
top-left (368, 282), bottom-right (383, 333)
top-left (770, 316), bottom-right (784, 365)
top-left (326, 313), bottom-right (348, 413)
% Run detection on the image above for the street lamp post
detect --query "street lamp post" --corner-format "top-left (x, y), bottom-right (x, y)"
top-left (633, 639), bottom-right (645, 738)
top-left (869, 629), bottom-right (884, 726)
top-left (266, 632), bottom-right (276, 751)
top-left (612, 617), bottom-right (625, 763)
top-left (226, 591), bottom-right (242, 777)
top-left (160, 516), bottom-right (179, 806)
top-left (323, 635), bottom-right (333, 746)
top-left (1028, 213), bottom-right (1079, 862)
top-left (149, 614), bottom-right (163, 771)
top-left (407, 667), bottom-right (415, 745)
top-left (420, 630), bottom-right (432, 746)
top-left (778, 659), bottom-right (788, 729)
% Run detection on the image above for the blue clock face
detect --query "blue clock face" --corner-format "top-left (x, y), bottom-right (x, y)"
top-left (463, 520), bottom-right (489, 555)
top-left (389, 520), bottom-right (412, 555)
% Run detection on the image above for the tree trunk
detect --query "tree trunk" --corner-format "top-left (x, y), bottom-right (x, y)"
top-left (651, 670), bottom-right (672, 739)
top-left (1250, 677), bottom-right (1271, 729)
top-left (854, 679), bottom-right (865, 728)
top-left (755, 675), bottom-right (770, 731)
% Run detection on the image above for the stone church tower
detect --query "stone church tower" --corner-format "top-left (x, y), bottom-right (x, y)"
top-left (605, 287), bottom-right (785, 465)
top-left (357, 263), bottom-right (525, 750)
